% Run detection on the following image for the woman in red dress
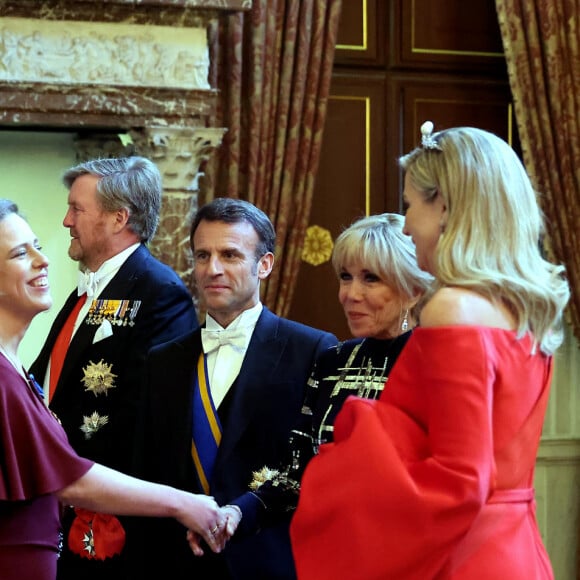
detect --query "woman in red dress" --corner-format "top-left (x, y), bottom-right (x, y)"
top-left (0, 200), bottom-right (230, 580)
top-left (290, 123), bottom-right (570, 579)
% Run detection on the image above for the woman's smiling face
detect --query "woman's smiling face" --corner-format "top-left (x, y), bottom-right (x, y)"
top-left (0, 213), bottom-right (52, 322)
top-left (338, 261), bottom-right (404, 339)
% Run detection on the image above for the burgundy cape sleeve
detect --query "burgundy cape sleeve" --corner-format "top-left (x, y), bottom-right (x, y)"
top-left (0, 358), bottom-right (93, 500)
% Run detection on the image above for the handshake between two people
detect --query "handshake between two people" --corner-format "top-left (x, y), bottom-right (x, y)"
top-left (186, 501), bottom-right (243, 556)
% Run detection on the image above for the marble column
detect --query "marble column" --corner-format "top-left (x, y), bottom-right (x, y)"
top-left (130, 125), bottom-right (227, 292)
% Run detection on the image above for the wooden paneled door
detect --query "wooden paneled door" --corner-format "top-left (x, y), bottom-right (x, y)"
top-left (289, 72), bottom-right (387, 340)
top-left (289, 0), bottom-right (514, 341)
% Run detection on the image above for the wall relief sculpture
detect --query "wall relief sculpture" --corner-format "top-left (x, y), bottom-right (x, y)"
top-left (0, 17), bottom-right (210, 90)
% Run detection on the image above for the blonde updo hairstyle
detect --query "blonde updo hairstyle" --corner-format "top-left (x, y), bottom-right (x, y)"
top-left (399, 126), bottom-right (570, 354)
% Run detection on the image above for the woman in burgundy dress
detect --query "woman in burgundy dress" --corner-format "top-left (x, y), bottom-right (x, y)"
top-left (291, 124), bottom-right (570, 579)
top-left (0, 200), bottom-right (230, 580)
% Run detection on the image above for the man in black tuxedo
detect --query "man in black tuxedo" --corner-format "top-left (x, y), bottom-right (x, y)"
top-left (30, 156), bottom-right (198, 580)
top-left (134, 197), bottom-right (336, 579)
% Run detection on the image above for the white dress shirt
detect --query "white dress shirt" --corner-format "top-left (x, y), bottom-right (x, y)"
top-left (203, 302), bottom-right (262, 407)
top-left (73, 243), bottom-right (141, 336)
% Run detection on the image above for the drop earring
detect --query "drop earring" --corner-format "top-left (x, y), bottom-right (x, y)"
top-left (401, 309), bottom-right (409, 332)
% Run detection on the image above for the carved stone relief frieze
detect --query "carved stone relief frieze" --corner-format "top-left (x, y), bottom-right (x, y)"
top-left (0, 17), bottom-right (210, 90)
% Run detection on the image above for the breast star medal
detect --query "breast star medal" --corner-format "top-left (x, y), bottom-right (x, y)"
top-left (80, 412), bottom-right (109, 440)
top-left (82, 528), bottom-right (96, 557)
top-left (82, 359), bottom-right (117, 396)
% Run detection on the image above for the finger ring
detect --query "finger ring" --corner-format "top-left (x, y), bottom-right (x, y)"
top-left (211, 524), bottom-right (219, 534)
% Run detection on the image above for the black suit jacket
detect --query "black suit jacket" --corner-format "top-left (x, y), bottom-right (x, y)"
top-left (133, 307), bottom-right (337, 580)
top-left (31, 243), bottom-right (198, 473)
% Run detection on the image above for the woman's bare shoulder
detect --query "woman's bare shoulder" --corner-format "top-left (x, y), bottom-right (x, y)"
top-left (420, 287), bottom-right (515, 329)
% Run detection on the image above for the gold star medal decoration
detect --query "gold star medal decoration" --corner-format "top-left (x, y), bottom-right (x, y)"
top-left (82, 359), bottom-right (117, 396)
top-left (79, 359), bottom-right (117, 439)
top-left (80, 412), bottom-right (109, 440)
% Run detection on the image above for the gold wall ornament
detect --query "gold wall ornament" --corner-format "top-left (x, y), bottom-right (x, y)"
top-left (82, 360), bottom-right (117, 396)
top-left (301, 225), bottom-right (334, 266)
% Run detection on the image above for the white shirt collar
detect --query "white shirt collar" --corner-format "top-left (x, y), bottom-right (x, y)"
top-left (78, 242), bottom-right (140, 297)
top-left (205, 302), bottom-right (263, 332)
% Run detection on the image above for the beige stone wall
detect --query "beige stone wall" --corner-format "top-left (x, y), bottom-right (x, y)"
top-left (535, 324), bottom-right (580, 579)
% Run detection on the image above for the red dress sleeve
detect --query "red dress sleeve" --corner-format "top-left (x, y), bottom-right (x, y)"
top-left (0, 358), bottom-right (93, 500)
top-left (290, 327), bottom-right (507, 579)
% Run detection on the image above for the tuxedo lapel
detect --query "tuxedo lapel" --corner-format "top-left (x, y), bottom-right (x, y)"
top-left (30, 289), bottom-right (80, 380)
top-left (45, 290), bottom-right (80, 350)
top-left (154, 332), bottom-right (202, 470)
top-left (96, 244), bottom-right (149, 298)
top-left (215, 310), bottom-right (286, 463)
top-left (53, 246), bottom-right (149, 395)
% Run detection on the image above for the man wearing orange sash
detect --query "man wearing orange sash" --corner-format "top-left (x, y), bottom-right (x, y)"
top-left (133, 198), bottom-right (336, 579)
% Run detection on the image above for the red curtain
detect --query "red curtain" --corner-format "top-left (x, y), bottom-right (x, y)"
top-left (495, 0), bottom-right (580, 343)
top-left (207, 0), bottom-right (343, 316)
top-left (495, 2), bottom-right (580, 578)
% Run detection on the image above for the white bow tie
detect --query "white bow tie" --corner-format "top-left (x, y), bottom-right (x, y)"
top-left (78, 271), bottom-right (100, 298)
top-left (201, 328), bottom-right (248, 354)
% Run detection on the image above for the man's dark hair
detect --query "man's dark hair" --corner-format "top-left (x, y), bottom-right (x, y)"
top-left (190, 197), bottom-right (276, 259)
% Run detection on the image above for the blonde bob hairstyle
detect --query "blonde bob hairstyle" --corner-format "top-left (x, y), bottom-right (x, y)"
top-left (331, 212), bottom-right (433, 307)
top-left (399, 125), bottom-right (570, 355)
